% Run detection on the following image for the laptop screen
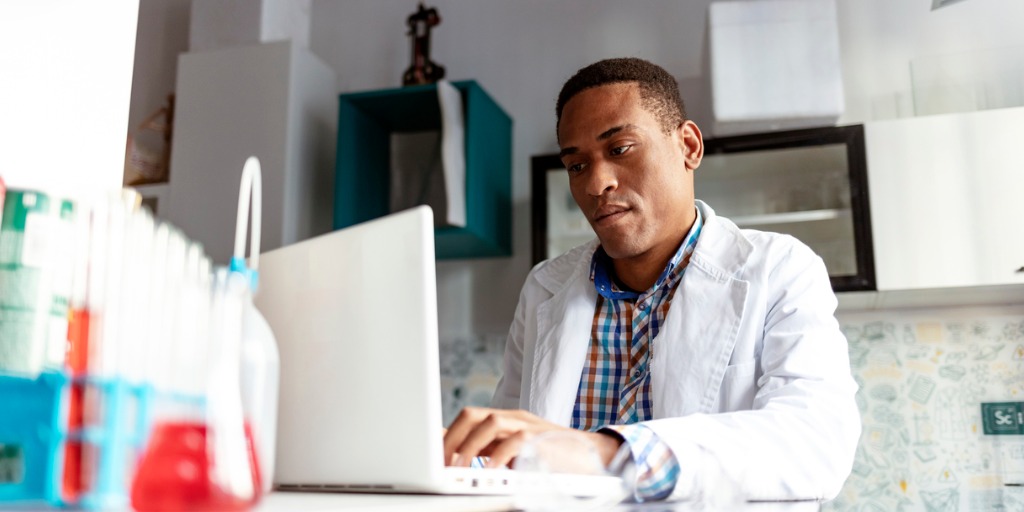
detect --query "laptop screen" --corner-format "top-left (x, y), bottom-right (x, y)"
top-left (256, 206), bottom-right (446, 487)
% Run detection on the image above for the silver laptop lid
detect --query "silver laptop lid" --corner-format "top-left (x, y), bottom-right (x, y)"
top-left (256, 206), bottom-right (445, 488)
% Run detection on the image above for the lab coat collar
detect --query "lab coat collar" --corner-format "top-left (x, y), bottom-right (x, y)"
top-left (528, 200), bottom-right (753, 423)
top-left (651, 200), bottom-right (752, 416)
top-left (533, 238), bottom-right (598, 294)
top-left (689, 200), bottom-right (754, 278)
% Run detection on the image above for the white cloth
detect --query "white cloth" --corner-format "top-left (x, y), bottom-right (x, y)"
top-left (491, 200), bottom-right (860, 501)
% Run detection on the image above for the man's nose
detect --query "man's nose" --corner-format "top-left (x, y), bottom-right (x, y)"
top-left (585, 160), bottom-right (618, 197)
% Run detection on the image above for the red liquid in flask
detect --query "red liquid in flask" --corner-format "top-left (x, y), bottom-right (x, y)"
top-left (131, 421), bottom-right (262, 511)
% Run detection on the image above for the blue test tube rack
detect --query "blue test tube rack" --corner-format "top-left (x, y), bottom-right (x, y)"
top-left (0, 370), bottom-right (153, 509)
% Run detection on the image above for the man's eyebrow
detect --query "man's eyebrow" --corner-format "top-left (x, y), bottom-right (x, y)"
top-left (559, 124), bottom-right (637, 159)
top-left (597, 124), bottom-right (635, 141)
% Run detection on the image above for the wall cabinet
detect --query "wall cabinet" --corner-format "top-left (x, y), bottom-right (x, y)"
top-left (858, 106), bottom-right (1024, 307)
top-left (334, 81), bottom-right (511, 260)
top-left (698, 125), bottom-right (875, 292)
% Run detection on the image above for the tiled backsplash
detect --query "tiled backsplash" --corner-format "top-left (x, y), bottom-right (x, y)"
top-left (827, 309), bottom-right (1024, 511)
top-left (438, 334), bottom-right (505, 425)
top-left (438, 307), bottom-right (1024, 510)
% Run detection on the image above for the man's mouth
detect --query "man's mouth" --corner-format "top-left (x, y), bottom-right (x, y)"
top-left (593, 204), bottom-right (630, 226)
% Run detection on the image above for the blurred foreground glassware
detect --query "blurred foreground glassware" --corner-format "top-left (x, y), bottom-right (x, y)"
top-left (232, 156), bottom-right (280, 493)
top-left (131, 180), bottom-right (264, 511)
top-left (131, 269), bottom-right (262, 511)
top-left (512, 431), bottom-right (634, 511)
top-left (512, 432), bottom-right (749, 511)
top-left (130, 419), bottom-right (261, 511)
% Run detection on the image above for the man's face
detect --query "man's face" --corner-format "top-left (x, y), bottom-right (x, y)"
top-left (557, 82), bottom-right (702, 262)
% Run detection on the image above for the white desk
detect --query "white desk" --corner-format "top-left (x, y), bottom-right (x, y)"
top-left (258, 492), bottom-right (822, 511)
top-left (257, 492), bottom-right (515, 511)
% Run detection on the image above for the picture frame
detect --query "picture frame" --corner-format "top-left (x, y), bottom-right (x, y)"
top-left (530, 154), bottom-right (594, 265)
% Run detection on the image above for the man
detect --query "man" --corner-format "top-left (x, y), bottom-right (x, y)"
top-left (443, 58), bottom-right (860, 502)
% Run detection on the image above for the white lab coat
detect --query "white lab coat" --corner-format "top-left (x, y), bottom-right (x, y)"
top-left (492, 200), bottom-right (860, 501)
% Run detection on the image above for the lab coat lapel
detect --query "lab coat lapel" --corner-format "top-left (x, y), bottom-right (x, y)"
top-left (652, 202), bottom-right (751, 417)
top-left (528, 246), bottom-right (597, 426)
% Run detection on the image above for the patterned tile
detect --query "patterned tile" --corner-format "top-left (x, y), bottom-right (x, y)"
top-left (826, 315), bottom-right (1024, 512)
top-left (438, 334), bottom-right (504, 425)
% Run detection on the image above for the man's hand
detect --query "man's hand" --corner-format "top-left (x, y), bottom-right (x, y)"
top-left (443, 407), bottom-right (623, 469)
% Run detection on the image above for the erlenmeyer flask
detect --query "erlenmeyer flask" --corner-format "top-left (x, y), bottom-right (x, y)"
top-left (131, 268), bottom-right (263, 511)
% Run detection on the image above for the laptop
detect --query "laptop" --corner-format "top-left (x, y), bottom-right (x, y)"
top-left (255, 206), bottom-right (621, 497)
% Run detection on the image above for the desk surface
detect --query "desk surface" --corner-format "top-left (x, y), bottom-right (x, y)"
top-left (258, 491), bottom-right (822, 511)
top-left (257, 492), bottom-right (514, 512)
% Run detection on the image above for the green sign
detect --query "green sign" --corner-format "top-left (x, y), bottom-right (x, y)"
top-left (981, 402), bottom-right (1024, 435)
top-left (0, 444), bottom-right (23, 483)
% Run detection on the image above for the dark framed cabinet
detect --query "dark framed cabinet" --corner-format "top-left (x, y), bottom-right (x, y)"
top-left (531, 124), bottom-right (876, 292)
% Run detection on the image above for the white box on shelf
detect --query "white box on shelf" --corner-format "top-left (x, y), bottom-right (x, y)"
top-left (709, 0), bottom-right (844, 136)
top-left (189, 0), bottom-right (310, 53)
top-left (164, 40), bottom-right (336, 264)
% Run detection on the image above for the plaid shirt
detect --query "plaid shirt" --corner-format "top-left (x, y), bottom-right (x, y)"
top-left (571, 208), bottom-right (703, 500)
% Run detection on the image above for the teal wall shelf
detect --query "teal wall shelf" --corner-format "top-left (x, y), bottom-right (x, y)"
top-left (334, 80), bottom-right (512, 259)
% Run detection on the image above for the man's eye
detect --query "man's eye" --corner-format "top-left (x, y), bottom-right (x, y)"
top-left (610, 145), bottom-right (631, 156)
top-left (567, 163), bottom-right (584, 174)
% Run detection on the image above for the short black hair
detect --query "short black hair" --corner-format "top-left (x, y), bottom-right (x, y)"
top-left (556, 57), bottom-right (686, 134)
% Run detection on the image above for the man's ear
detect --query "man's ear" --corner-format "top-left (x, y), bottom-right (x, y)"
top-left (677, 120), bottom-right (704, 172)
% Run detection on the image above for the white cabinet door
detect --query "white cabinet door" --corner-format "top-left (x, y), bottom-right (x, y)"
top-left (865, 107), bottom-right (1024, 291)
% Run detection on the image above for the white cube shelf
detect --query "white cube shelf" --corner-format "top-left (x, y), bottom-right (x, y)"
top-left (163, 40), bottom-right (336, 263)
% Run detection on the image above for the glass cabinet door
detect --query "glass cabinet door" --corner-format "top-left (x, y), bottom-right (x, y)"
top-left (699, 125), bottom-right (875, 291)
top-left (531, 125), bottom-right (876, 292)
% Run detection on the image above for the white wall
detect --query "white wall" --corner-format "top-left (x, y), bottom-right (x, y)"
top-left (836, 0), bottom-right (1024, 121)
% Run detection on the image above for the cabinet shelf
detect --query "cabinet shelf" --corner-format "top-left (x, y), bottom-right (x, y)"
top-left (132, 182), bottom-right (169, 196)
top-left (731, 208), bottom-right (850, 227)
top-left (132, 182), bottom-right (171, 216)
